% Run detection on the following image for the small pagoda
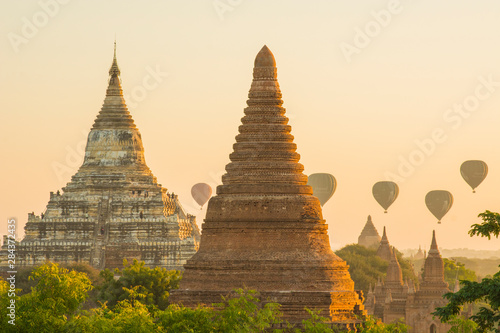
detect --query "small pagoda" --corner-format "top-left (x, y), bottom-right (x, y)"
top-left (357, 215), bottom-right (381, 248)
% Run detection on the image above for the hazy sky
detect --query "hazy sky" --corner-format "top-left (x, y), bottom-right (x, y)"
top-left (2, 0), bottom-right (500, 252)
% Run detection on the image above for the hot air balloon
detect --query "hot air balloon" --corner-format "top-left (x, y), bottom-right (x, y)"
top-left (460, 160), bottom-right (488, 193)
top-left (372, 181), bottom-right (399, 213)
top-left (191, 183), bottom-right (212, 209)
top-left (307, 173), bottom-right (336, 206)
top-left (425, 190), bottom-right (453, 224)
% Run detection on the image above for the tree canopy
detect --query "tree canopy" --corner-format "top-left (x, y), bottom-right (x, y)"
top-left (434, 210), bottom-right (500, 333)
top-left (97, 258), bottom-right (181, 310)
top-left (442, 258), bottom-right (477, 289)
top-left (335, 244), bottom-right (418, 296)
top-left (1, 261), bottom-right (412, 332)
top-left (1, 262), bottom-right (93, 333)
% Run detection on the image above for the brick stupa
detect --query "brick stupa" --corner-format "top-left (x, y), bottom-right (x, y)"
top-left (171, 46), bottom-right (363, 323)
top-left (2, 44), bottom-right (200, 270)
top-left (376, 226), bottom-right (393, 261)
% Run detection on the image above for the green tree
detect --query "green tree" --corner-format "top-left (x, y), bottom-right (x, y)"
top-left (213, 289), bottom-right (282, 332)
top-left (97, 259), bottom-right (181, 310)
top-left (356, 316), bottom-right (408, 333)
top-left (0, 278), bottom-right (19, 332)
top-left (299, 312), bottom-right (409, 333)
top-left (65, 287), bottom-right (159, 333)
top-left (158, 289), bottom-right (282, 332)
top-left (443, 258), bottom-right (477, 288)
top-left (12, 262), bottom-right (93, 333)
top-left (11, 262), bottom-right (101, 305)
top-left (446, 316), bottom-right (479, 333)
top-left (156, 304), bottom-right (217, 333)
top-left (335, 244), bottom-right (417, 296)
top-left (470, 210), bottom-right (500, 239)
top-left (434, 210), bottom-right (500, 333)
top-left (9, 266), bottom-right (36, 297)
top-left (67, 288), bottom-right (282, 333)
top-left (300, 308), bottom-right (337, 332)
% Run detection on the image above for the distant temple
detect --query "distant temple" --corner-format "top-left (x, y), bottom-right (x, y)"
top-left (365, 231), bottom-right (451, 333)
top-left (358, 215), bottom-right (381, 248)
top-left (171, 46), bottom-right (364, 324)
top-left (1, 44), bottom-right (200, 270)
top-left (414, 245), bottom-right (425, 260)
top-left (376, 226), bottom-right (393, 262)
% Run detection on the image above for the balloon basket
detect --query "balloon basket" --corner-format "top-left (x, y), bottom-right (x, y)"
top-left (384, 210), bottom-right (387, 213)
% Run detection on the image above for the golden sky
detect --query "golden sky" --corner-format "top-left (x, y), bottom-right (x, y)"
top-left (2, 0), bottom-right (500, 251)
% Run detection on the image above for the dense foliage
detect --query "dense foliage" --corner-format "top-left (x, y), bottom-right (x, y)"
top-left (335, 244), bottom-right (418, 296)
top-left (434, 210), bottom-right (500, 333)
top-left (446, 257), bottom-right (500, 279)
top-left (442, 258), bottom-right (477, 289)
top-left (1, 262), bottom-right (93, 333)
top-left (0, 260), bottom-right (412, 332)
top-left (97, 259), bottom-right (181, 310)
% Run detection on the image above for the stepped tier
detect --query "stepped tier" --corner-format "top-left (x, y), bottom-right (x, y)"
top-left (171, 46), bottom-right (364, 323)
top-left (358, 215), bottom-right (381, 248)
top-left (3, 44), bottom-right (199, 270)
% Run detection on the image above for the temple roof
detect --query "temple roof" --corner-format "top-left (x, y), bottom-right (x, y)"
top-left (414, 245), bottom-right (424, 260)
top-left (376, 226), bottom-right (393, 261)
top-left (217, 45), bottom-right (311, 196)
top-left (386, 246), bottom-right (403, 286)
top-left (421, 230), bottom-right (448, 290)
top-left (90, 42), bottom-right (137, 130)
top-left (429, 230), bottom-right (439, 253)
top-left (359, 215), bottom-right (380, 237)
top-left (75, 43), bottom-right (150, 170)
top-left (358, 215), bottom-right (381, 248)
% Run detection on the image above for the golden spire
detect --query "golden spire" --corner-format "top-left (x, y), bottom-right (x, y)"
top-left (430, 230), bottom-right (438, 252)
top-left (109, 40), bottom-right (121, 81)
top-left (90, 42), bottom-right (136, 131)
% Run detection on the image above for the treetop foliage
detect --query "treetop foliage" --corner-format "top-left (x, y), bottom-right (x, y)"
top-left (335, 244), bottom-right (418, 296)
top-left (471, 210), bottom-right (500, 239)
top-left (442, 258), bottom-right (477, 288)
top-left (1, 261), bottom-right (412, 332)
top-left (97, 258), bottom-right (181, 310)
top-left (434, 210), bottom-right (500, 333)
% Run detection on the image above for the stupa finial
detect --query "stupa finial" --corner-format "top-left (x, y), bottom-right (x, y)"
top-left (254, 45), bottom-right (276, 68)
top-left (109, 40), bottom-right (121, 81)
top-left (382, 226), bottom-right (388, 240)
top-left (431, 230), bottom-right (438, 250)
